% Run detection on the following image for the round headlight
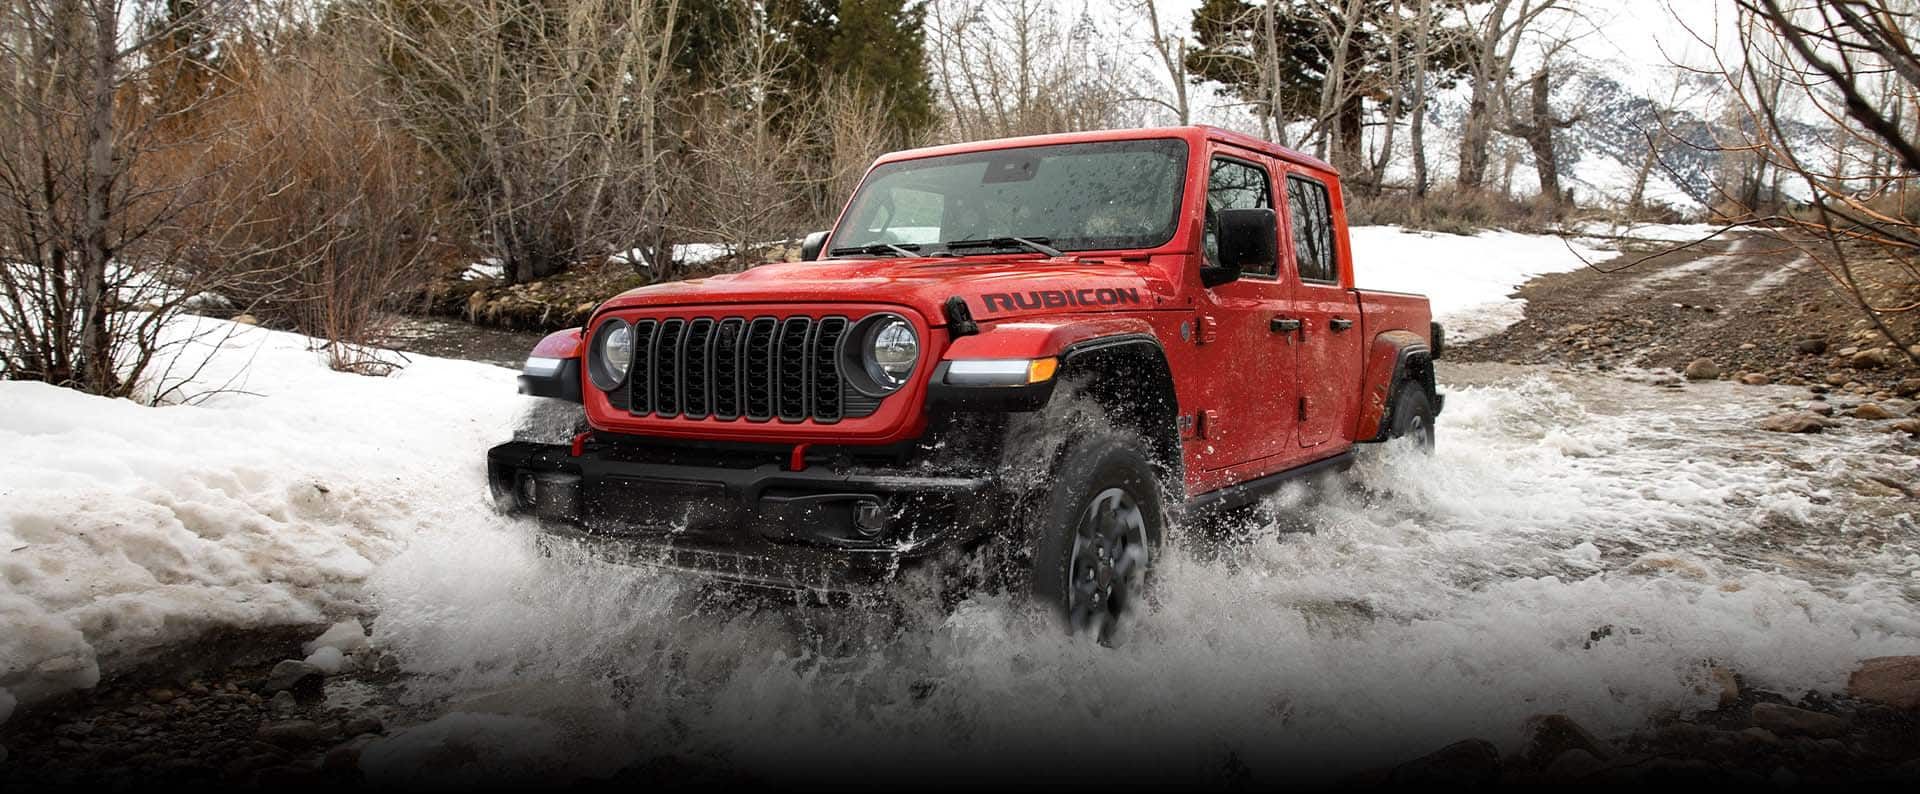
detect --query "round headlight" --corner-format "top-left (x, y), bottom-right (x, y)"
top-left (866, 317), bottom-right (919, 389)
top-left (589, 319), bottom-right (632, 390)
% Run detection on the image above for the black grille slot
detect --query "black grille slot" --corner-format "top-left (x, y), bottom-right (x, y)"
top-left (811, 317), bottom-right (847, 422)
top-left (775, 318), bottom-right (812, 422)
top-left (615, 313), bottom-right (870, 423)
top-left (711, 318), bottom-right (745, 420)
top-left (682, 318), bottom-right (714, 419)
top-left (619, 320), bottom-right (656, 414)
top-left (744, 318), bottom-right (778, 420)
top-left (653, 319), bottom-right (684, 417)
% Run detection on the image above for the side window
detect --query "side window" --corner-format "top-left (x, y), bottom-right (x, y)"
top-left (1286, 176), bottom-right (1337, 283)
top-left (1204, 157), bottom-right (1275, 276)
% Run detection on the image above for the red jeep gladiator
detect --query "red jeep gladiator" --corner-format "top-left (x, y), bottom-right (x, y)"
top-left (489, 126), bottom-right (1442, 639)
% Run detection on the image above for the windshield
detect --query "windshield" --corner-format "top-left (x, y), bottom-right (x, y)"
top-left (829, 139), bottom-right (1189, 256)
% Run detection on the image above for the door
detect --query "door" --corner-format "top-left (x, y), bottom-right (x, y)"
top-left (1283, 174), bottom-right (1363, 447)
top-left (1191, 151), bottom-right (1298, 473)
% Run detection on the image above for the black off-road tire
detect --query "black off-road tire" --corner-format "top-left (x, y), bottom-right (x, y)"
top-left (1025, 432), bottom-right (1165, 644)
top-left (1387, 380), bottom-right (1437, 453)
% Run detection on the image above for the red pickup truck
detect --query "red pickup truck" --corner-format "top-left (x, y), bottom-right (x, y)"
top-left (489, 126), bottom-right (1442, 641)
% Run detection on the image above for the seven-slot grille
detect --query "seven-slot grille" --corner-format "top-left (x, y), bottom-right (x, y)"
top-left (604, 315), bottom-right (880, 423)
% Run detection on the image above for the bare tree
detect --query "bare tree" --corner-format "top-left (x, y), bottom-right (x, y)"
top-left (927, 0), bottom-right (1144, 141)
top-left (354, 0), bottom-right (683, 285)
top-left (1457, 0), bottom-right (1562, 191)
top-left (1124, 0), bottom-right (1190, 125)
top-left (0, 0), bottom-right (262, 397)
top-left (1690, 0), bottom-right (1920, 365)
top-left (1503, 66), bottom-right (1581, 207)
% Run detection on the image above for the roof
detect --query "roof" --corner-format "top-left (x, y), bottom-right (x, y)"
top-left (872, 125), bottom-right (1338, 175)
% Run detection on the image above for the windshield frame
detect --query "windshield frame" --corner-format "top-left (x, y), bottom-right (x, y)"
top-left (825, 137), bottom-right (1193, 259)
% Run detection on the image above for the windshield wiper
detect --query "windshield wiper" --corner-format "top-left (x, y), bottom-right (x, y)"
top-left (828, 242), bottom-right (922, 258)
top-left (941, 236), bottom-right (1063, 258)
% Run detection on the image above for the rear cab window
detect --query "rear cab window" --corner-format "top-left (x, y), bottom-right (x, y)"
top-left (1286, 175), bottom-right (1338, 284)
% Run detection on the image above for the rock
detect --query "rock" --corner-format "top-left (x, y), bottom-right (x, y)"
top-left (1707, 666), bottom-right (1740, 708)
top-left (146, 688), bottom-right (176, 703)
top-left (1851, 348), bottom-right (1899, 369)
top-left (322, 734), bottom-right (379, 773)
top-left (1848, 656), bottom-right (1920, 711)
top-left (1388, 739), bottom-right (1502, 785)
top-left (1521, 714), bottom-right (1613, 768)
top-left (1739, 726), bottom-right (1782, 747)
top-left (1684, 358), bottom-right (1721, 381)
top-left (269, 690), bottom-right (297, 715)
top-left (1757, 412), bottom-right (1832, 434)
top-left (1795, 337), bottom-right (1829, 355)
top-left (1750, 702), bottom-right (1847, 738)
top-left (262, 660), bottom-right (323, 695)
top-left (1897, 378), bottom-right (1920, 398)
top-left (1542, 748), bottom-right (1604, 781)
top-left (341, 717), bottom-right (385, 737)
top-left (1739, 342), bottom-right (1757, 351)
top-left (1807, 402), bottom-right (1835, 416)
top-left (230, 313), bottom-right (258, 326)
top-left (1852, 403), bottom-right (1893, 420)
top-left (1890, 418), bottom-right (1920, 436)
top-left (1740, 373), bottom-right (1770, 386)
top-left (1826, 372), bottom-right (1851, 386)
top-left (256, 719), bottom-right (327, 748)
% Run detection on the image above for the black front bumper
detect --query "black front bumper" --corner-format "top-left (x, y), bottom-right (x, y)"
top-left (487, 440), bottom-right (998, 594)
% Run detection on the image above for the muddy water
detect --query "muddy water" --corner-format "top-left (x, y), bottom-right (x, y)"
top-left (356, 363), bottom-right (1920, 786)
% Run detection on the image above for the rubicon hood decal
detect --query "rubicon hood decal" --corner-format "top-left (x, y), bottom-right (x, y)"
top-left (980, 287), bottom-right (1143, 314)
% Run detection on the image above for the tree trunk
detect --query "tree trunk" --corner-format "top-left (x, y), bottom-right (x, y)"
top-left (1521, 70), bottom-right (1562, 205)
top-left (1458, 83), bottom-right (1491, 189)
top-left (79, 0), bottom-right (120, 394)
top-left (1410, 0), bottom-right (1432, 197)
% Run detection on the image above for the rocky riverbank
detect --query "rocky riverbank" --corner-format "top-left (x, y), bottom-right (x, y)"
top-left (1367, 656), bottom-right (1920, 785)
top-left (1456, 233), bottom-right (1920, 439)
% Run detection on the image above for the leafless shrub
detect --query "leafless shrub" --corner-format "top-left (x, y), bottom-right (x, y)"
top-left (0, 0), bottom-right (264, 398)
top-left (1687, 0), bottom-right (1920, 364)
top-left (927, 0), bottom-right (1145, 141)
top-left (353, 0), bottom-right (684, 286)
top-left (176, 41), bottom-right (448, 375)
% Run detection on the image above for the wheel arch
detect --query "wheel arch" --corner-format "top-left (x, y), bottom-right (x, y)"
top-left (1355, 330), bottom-right (1437, 443)
top-left (1055, 334), bottom-right (1184, 496)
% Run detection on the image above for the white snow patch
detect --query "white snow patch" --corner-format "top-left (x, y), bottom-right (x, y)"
top-left (304, 645), bottom-right (348, 675)
top-left (305, 618), bottom-right (371, 656)
top-left (0, 317), bottom-right (527, 719)
top-left (1351, 226), bottom-right (1615, 341)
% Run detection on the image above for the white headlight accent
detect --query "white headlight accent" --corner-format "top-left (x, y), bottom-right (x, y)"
top-left (523, 356), bottom-right (566, 378)
top-left (946, 358), bottom-right (1053, 387)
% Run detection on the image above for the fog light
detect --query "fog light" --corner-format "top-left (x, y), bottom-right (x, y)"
top-left (853, 500), bottom-right (886, 537)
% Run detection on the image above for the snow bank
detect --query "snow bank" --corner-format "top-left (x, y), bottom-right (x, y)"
top-left (1350, 226), bottom-right (1615, 341)
top-left (0, 318), bottom-right (525, 717)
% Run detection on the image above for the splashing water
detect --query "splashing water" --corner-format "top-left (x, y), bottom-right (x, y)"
top-left (361, 363), bottom-right (1920, 785)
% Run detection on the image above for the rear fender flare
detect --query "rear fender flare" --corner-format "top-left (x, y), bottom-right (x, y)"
top-left (1355, 330), bottom-right (1434, 442)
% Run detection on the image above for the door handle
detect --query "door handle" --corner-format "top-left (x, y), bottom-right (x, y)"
top-left (1330, 317), bottom-right (1353, 332)
top-left (1270, 317), bottom-right (1302, 333)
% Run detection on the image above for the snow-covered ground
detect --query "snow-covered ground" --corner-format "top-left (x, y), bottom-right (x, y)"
top-left (1351, 226), bottom-right (1614, 341)
top-left (0, 318), bottom-right (521, 711)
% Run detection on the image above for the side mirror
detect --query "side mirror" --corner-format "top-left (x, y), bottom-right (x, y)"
top-left (1201, 208), bottom-right (1277, 288)
top-left (800, 231), bottom-right (829, 261)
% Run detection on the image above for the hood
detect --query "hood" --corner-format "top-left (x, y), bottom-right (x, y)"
top-left (596, 255), bottom-right (1183, 324)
